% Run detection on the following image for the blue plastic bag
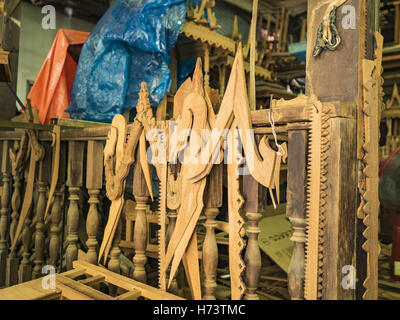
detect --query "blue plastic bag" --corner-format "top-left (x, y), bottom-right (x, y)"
top-left (67, 0), bottom-right (186, 123)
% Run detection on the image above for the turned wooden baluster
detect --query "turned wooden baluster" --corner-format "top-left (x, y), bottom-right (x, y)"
top-left (48, 142), bottom-right (67, 269)
top-left (286, 130), bottom-right (307, 300)
top-left (19, 204), bottom-right (33, 283)
top-left (0, 141), bottom-right (11, 287)
top-left (65, 141), bottom-right (85, 270)
top-left (9, 141), bottom-right (23, 244)
top-left (85, 141), bottom-right (103, 265)
top-left (7, 141), bottom-right (23, 286)
top-left (202, 164), bottom-right (223, 300)
top-left (33, 143), bottom-right (52, 279)
top-left (19, 160), bottom-right (36, 283)
top-left (243, 172), bottom-right (266, 300)
top-left (108, 221), bottom-right (122, 296)
top-left (132, 152), bottom-right (149, 283)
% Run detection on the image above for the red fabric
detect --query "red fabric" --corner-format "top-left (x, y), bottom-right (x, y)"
top-left (27, 29), bottom-right (89, 124)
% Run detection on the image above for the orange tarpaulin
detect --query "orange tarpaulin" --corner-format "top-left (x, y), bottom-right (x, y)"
top-left (27, 29), bottom-right (89, 124)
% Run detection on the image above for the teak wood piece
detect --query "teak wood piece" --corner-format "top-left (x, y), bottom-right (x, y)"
top-left (286, 130), bottom-right (307, 300)
top-left (48, 142), bottom-right (67, 270)
top-left (358, 33), bottom-right (383, 300)
top-left (202, 164), bottom-right (222, 300)
top-left (227, 131), bottom-right (246, 300)
top-left (73, 260), bottom-right (184, 300)
top-left (65, 141), bottom-right (85, 270)
top-left (85, 141), bottom-right (104, 265)
top-left (162, 59), bottom-right (208, 300)
top-left (32, 142), bottom-right (52, 279)
top-left (99, 115), bottom-right (142, 264)
top-left (243, 173), bottom-right (264, 300)
top-left (0, 141), bottom-right (11, 287)
top-left (132, 147), bottom-right (149, 284)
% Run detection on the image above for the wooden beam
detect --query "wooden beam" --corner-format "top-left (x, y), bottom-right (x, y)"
top-left (56, 275), bottom-right (114, 300)
top-left (73, 260), bottom-right (185, 300)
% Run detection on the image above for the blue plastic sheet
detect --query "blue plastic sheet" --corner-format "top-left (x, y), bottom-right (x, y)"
top-left (67, 0), bottom-right (186, 123)
top-left (178, 59), bottom-right (197, 87)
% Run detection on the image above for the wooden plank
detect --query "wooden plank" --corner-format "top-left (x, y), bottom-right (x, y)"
top-left (0, 278), bottom-right (61, 300)
top-left (323, 118), bottom-right (357, 300)
top-left (251, 106), bottom-right (311, 126)
top-left (116, 289), bottom-right (142, 300)
top-left (78, 275), bottom-right (105, 286)
top-left (56, 275), bottom-right (114, 300)
top-left (61, 268), bottom-right (87, 279)
top-left (73, 260), bottom-right (185, 300)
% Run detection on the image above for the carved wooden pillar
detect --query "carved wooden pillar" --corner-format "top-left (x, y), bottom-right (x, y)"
top-left (86, 141), bottom-right (103, 265)
top-left (202, 164), bottom-right (222, 300)
top-left (49, 142), bottom-right (67, 269)
top-left (0, 141), bottom-right (11, 287)
top-left (33, 143), bottom-right (51, 279)
top-left (132, 153), bottom-right (149, 283)
top-left (65, 141), bottom-right (85, 270)
top-left (286, 130), bottom-right (307, 300)
top-left (243, 172), bottom-right (265, 300)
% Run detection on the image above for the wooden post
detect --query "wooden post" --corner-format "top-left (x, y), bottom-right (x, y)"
top-left (243, 173), bottom-right (264, 300)
top-left (65, 141), bottom-right (85, 270)
top-left (132, 150), bottom-right (149, 283)
top-left (9, 141), bottom-right (22, 244)
top-left (306, 0), bottom-right (377, 299)
top-left (202, 164), bottom-right (222, 300)
top-left (48, 142), bottom-right (67, 269)
top-left (286, 130), bottom-right (307, 300)
top-left (86, 141), bottom-right (104, 265)
top-left (0, 141), bottom-right (10, 287)
top-left (108, 221), bottom-right (121, 296)
top-left (32, 143), bottom-right (52, 279)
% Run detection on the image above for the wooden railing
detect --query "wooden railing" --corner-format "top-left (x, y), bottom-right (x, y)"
top-left (0, 121), bottom-right (289, 300)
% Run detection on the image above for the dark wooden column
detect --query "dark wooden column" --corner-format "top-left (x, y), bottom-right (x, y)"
top-left (286, 130), bottom-right (307, 300)
top-left (243, 173), bottom-right (265, 300)
top-left (306, 0), bottom-right (377, 299)
top-left (65, 141), bottom-right (85, 270)
top-left (0, 141), bottom-right (11, 287)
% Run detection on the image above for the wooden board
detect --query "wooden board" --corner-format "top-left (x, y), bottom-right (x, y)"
top-left (258, 215), bottom-right (293, 273)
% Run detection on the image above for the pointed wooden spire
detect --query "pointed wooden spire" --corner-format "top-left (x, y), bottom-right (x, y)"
top-left (192, 58), bottom-right (204, 97)
top-left (231, 15), bottom-right (241, 41)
